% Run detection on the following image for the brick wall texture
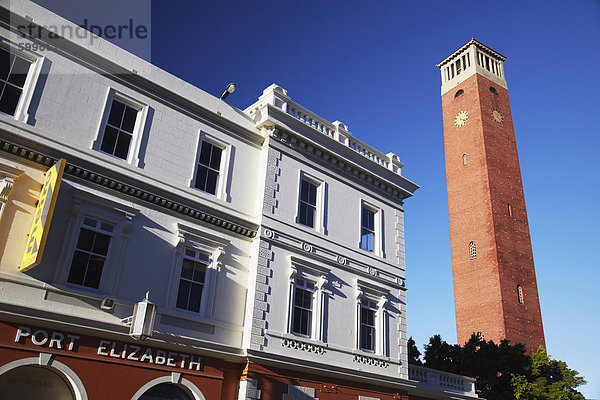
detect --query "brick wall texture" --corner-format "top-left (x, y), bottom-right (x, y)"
top-left (442, 73), bottom-right (545, 354)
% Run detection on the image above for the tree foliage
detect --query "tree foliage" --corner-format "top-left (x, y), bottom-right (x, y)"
top-left (407, 336), bottom-right (422, 366)
top-left (412, 334), bottom-right (585, 400)
top-left (512, 347), bottom-right (586, 400)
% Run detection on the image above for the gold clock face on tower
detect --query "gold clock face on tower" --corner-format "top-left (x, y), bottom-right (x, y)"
top-left (454, 110), bottom-right (468, 127)
top-left (491, 109), bottom-right (504, 124)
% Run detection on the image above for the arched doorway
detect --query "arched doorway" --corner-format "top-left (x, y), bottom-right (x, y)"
top-left (139, 383), bottom-right (192, 400)
top-left (0, 365), bottom-right (75, 400)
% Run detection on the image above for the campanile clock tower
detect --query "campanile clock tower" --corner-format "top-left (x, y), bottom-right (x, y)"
top-left (437, 39), bottom-right (545, 354)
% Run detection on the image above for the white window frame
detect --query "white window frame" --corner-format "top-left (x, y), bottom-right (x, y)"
top-left (286, 256), bottom-right (328, 341)
top-left (92, 88), bottom-right (148, 166)
top-left (0, 40), bottom-right (45, 123)
top-left (165, 222), bottom-right (228, 320)
top-left (295, 171), bottom-right (326, 233)
top-left (53, 188), bottom-right (138, 295)
top-left (359, 201), bottom-right (381, 255)
top-left (190, 131), bottom-right (232, 200)
top-left (355, 279), bottom-right (389, 357)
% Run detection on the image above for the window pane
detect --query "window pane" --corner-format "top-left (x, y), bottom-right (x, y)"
top-left (188, 283), bottom-right (203, 312)
top-left (67, 251), bottom-right (89, 285)
top-left (107, 100), bottom-right (125, 127)
top-left (205, 170), bottom-right (218, 194)
top-left (114, 132), bottom-right (132, 159)
top-left (0, 48), bottom-right (10, 80)
top-left (192, 263), bottom-right (206, 283)
top-left (209, 146), bottom-right (222, 170)
top-left (302, 290), bottom-right (312, 309)
top-left (8, 56), bottom-right (31, 87)
top-left (84, 255), bottom-right (104, 289)
top-left (92, 232), bottom-right (111, 255)
top-left (194, 166), bottom-right (208, 191)
top-left (293, 307), bottom-right (302, 333)
top-left (181, 259), bottom-right (194, 280)
top-left (305, 206), bottom-right (314, 227)
top-left (76, 228), bottom-right (95, 252)
top-left (176, 280), bottom-right (190, 309)
top-left (100, 126), bottom-right (118, 154)
top-left (308, 182), bottom-right (317, 205)
top-left (0, 84), bottom-right (21, 115)
top-left (121, 105), bottom-right (137, 133)
top-left (294, 288), bottom-right (303, 306)
top-left (300, 309), bottom-right (310, 335)
top-left (199, 142), bottom-right (212, 166)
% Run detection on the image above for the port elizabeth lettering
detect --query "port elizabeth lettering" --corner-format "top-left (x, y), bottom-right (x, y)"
top-left (14, 326), bottom-right (201, 371)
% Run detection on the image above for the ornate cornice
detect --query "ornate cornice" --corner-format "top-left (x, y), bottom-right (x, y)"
top-left (0, 139), bottom-right (258, 238)
top-left (267, 123), bottom-right (416, 203)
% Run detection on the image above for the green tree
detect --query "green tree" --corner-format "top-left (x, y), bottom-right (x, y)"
top-left (423, 334), bottom-right (529, 400)
top-left (512, 347), bottom-right (586, 400)
top-left (407, 336), bottom-right (422, 365)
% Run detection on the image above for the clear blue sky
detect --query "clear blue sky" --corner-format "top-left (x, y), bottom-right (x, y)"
top-left (37, 0), bottom-right (600, 397)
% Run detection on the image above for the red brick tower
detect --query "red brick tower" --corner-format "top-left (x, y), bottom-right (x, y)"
top-left (436, 39), bottom-right (545, 354)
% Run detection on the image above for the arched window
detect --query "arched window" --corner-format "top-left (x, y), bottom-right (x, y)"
top-left (140, 383), bottom-right (192, 400)
top-left (0, 366), bottom-right (75, 399)
top-left (490, 86), bottom-right (497, 94)
top-left (517, 285), bottom-right (524, 304)
top-left (454, 89), bottom-right (464, 98)
top-left (462, 153), bottom-right (467, 165)
top-left (469, 241), bottom-right (477, 260)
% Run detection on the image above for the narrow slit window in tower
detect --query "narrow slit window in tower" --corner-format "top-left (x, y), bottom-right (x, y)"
top-left (469, 241), bottom-right (477, 260)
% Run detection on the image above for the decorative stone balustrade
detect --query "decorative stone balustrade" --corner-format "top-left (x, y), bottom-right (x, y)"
top-left (281, 337), bottom-right (325, 355)
top-left (245, 84), bottom-right (404, 176)
top-left (408, 365), bottom-right (477, 397)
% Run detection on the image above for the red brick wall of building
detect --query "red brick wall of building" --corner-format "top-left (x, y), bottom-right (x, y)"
top-left (441, 73), bottom-right (545, 354)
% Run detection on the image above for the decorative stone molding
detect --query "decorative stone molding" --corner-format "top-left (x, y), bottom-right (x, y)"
top-left (283, 385), bottom-right (319, 400)
top-left (250, 240), bottom-right (273, 351)
top-left (263, 228), bottom-right (274, 239)
top-left (0, 176), bottom-right (15, 202)
top-left (353, 353), bottom-right (389, 368)
top-left (302, 242), bottom-right (313, 253)
top-left (265, 123), bottom-right (417, 202)
top-left (0, 139), bottom-right (258, 238)
top-left (282, 337), bottom-right (325, 355)
top-left (336, 255), bottom-right (346, 265)
top-left (368, 267), bottom-right (378, 277)
top-left (263, 148), bottom-right (281, 214)
top-left (238, 378), bottom-right (261, 400)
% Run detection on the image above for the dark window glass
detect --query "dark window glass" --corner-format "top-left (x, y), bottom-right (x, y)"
top-left (100, 99), bottom-right (138, 160)
top-left (194, 141), bottom-right (223, 194)
top-left (292, 281), bottom-right (313, 336)
top-left (67, 223), bottom-right (112, 289)
top-left (360, 299), bottom-right (376, 351)
top-left (360, 207), bottom-right (375, 252)
top-left (299, 178), bottom-right (318, 228)
top-left (0, 47), bottom-right (32, 117)
top-left (176, 252), bottom-right (207, 313)
top-left (139, 383), bottom-right (192, 400)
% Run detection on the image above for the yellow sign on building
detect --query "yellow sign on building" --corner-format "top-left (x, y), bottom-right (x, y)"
top-left (19, 158), bottom-right (66, 272)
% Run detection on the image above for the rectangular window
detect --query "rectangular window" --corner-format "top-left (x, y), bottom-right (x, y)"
top-left (360, 206), bottom-right (376, 252)
top-left (360, 298), bottom-right (377, 351)
top-left (298, 178), bottom-right (318, 228)
top-left (194, 141), bottom-right (223, 195)
top-left (67, 217), bottom-right (114, 289)
top-left (100, 98), bottom-right (140, 160)
top-left (0, 47), bottom-right (32, 116)
top-left (292, 277), bottom-right (314, 336)
top-left (176, 248), bottom-right (210, 313)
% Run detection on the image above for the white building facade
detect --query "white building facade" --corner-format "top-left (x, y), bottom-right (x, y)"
top-left (0, 2), bottom-right (478, 399)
